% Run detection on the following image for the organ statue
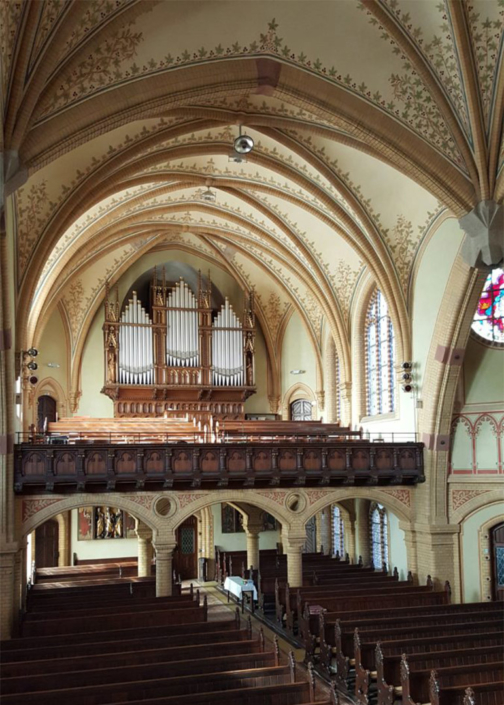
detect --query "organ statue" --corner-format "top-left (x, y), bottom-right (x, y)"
top-left (102, 270), bottom-right (256, 420)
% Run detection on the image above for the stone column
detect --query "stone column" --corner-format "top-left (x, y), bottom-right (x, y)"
top-left (153, 543), bottom-right (175, 597)
top-left (0, 547), bottom-right (17, 639)
top-left (285, 536), bottom-right (306, 588)
top-left (136, 521), bottom-right (153, 577)
top-left (245, 523), bottom-right (262, 571)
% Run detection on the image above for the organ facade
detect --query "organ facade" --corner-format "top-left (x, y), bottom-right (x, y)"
top-left (102, 270), bottom-right (256, 420)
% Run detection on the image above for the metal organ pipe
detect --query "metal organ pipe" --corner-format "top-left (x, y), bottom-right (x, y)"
top-left (166, 279), bottom-right (198, 368)
top-left (212, 299), bottom-right (244, 386)
top-left (118, 292), bottom-right (154, 385)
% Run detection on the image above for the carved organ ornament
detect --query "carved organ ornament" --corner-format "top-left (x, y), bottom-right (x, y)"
top-left (102, 270), bottom-right (256, 419)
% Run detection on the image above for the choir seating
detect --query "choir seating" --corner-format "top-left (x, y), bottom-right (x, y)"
top-left (1, 565), bottom-right (335, 705)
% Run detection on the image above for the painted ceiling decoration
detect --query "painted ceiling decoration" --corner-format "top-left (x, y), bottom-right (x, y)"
top-left (1, 0), bottom-right (502, 404)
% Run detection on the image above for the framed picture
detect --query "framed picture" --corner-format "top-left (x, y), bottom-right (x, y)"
top-left (77, 507), bottom-right (93, 540)
top-left (221, 504), bottom-right (244, 533)
top-left (94, 507), bottom-right (124, 540)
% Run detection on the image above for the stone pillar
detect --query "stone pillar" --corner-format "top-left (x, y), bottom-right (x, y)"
top-left (411, 524), bottom-right (461, 601)
top-left (0, 547), bottom-right (17, 639)
top-left (345, 516), bottom-right (356, 562)
top-left (57, 512), bottom-right (71, 567)
top-left (153, 543), bottom-right (175, 597)
top-left (285, 536), bottom-right (306, 588)
top-left (356, 499), bottom-right (371, 565)
top-left (245, 524), bottom-right (262, 570)
top-left (136, 521), bottom-right (153, 578)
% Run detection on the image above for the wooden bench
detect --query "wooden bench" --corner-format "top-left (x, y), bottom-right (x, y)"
top-left (377, 644), bottom-right (504, 705)
top-left (353, 630), bottom-right (504, 703)
top-left (429, 674), bottom-right (504, 705)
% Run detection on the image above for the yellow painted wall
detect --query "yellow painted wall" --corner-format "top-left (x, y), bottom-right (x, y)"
top-left (281, 310), bottom-right (318, 415)
top-left (212, 504), bottom-right (281, 552)
top-left (79, 308), bottom-right (113, 417)
top-left (36, 307), bottom-right (69, 396)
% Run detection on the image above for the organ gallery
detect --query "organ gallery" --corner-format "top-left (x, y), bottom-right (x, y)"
top-left (102, 269), bottom-right (256, 419)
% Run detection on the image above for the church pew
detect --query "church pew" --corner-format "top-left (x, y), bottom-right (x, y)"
top-left (299, 588), bottom-right (450, 653)
top-left (20, 603), bottom-right (207, 637)
top-left (377, 644), bottom-right (504, 705)
top-left (403, 660), bottom-right (504, 705)
top-left (1, 650), bottom-right (279, 695)
top-left (23, 595), bottom-right (196, 621)
top-left (114, 682), bottom-right (325, 705)
top-left (1, 664), bottom-right (294, 704)
top-left (352, 630), bottom-right (504, 702)
top-left (2, 633), bottom-right (258, 677)
top-left (2, 615), bottom-right (234, 659)
top-left (26, 593), bottom-right (192, 613)
top-left (318, 604), bottom-right (504, 674)
top-left (429, 676), bottom-right (504, 705)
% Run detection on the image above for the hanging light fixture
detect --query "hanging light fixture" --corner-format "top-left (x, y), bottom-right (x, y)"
top-left (234, 125), bottom-right (254, 154)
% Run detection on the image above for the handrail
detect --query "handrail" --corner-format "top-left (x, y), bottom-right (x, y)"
top-left (16, 430), bottom-right (419, 444)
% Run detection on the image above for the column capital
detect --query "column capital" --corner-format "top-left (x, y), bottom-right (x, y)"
top-left (135, 520), bottom-right (153, 541)
top-left (153, 542), bottom-right (176, 556)
top-left (459, 200), bottom-right (503, 268)
top-left (284, 535), bottom-right (306, 552)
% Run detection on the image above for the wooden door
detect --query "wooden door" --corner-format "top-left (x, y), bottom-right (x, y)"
top-left (290, 399), bottom-right (312, 421)
top-left (37, 395), bottom-right (57, 432)
top-left (35, 519), bottom-right (59, 568)
top-left (174, 516), bottom-right (198, 580)
top-left (491, 522), bottom-right (504, 601)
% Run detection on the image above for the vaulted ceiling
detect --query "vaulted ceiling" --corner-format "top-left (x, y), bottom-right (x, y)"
top-left (2, 0), bottom-right (503, 375)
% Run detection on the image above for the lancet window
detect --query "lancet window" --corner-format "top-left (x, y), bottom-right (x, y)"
top-left (370, 502), bottom-right (388, 569)
top-left (332, 504), bottom-right (345, 557)
top-left (365, 289), bottom-right (395, 416)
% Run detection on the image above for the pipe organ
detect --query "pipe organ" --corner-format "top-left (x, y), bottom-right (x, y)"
top-left (102, 271), bottom-right (256, 420)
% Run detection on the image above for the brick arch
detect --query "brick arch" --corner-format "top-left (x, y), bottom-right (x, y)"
top-left (300, 488), bottom-right (412, 526)
top-left (163, 490), bottom-right (295, 534)
top-left (20, 494), bottom-right (159, 539)
top-left (450, 492), bottom-right (504, 526)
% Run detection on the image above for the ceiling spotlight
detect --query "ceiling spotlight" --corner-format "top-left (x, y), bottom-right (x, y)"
top-left (402, 361), bottom-right (412, 370)
top-left (27, 361), bottom-right (38, 371)
top-left (27, 348), bottom-right (38, 357)
top-left (201, 188), bottom-right (216, 203)
top-left (234, 125), bottom-right (254, 155)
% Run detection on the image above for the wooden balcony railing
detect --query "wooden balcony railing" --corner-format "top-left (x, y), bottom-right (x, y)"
top-left (14, 440), bottom-right (424, 492)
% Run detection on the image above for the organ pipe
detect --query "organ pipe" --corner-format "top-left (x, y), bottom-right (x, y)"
top-left (118, 292), bottom-right (154, 384)
top-left (105, 275), bottom-right (254, 390)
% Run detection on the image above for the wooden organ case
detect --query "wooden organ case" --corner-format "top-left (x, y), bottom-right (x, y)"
top-left (101, 271), bottom-right (256, 420)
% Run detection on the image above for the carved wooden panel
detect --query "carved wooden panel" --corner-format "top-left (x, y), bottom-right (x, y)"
top-left (23, 452), bottom-right (45, 476)
top-left (376, 448), bottom-right (393, 470)
top-left (173, 450), bottom-right (191, 473)
top-left (55, 451), bottom-right (76, 475)
top-left (115, 451), bottom-right (136, 474)
top-left (399, 448), bottom-right (416, 469)
top-left (227, 450), bottom-right (246, 472)
top-left (144, 450), bottom-right (164, 473)
top-left (278, 450), bottom-right (296, 471)
top-left (328, 449), bottom-right (345, 470)
top-left (85, 452), bottom-right (107, 475)
top-left (303, 450), bottom-right (320, 470)
top-left (352, 449), bottom-right (369, 470)
top-left (253, 450), bottom-right (271, 471)
top-left (201, 450), bottom-right (218, 472)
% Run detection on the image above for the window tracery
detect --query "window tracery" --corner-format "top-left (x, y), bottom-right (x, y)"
top-left (365, 289), bottom-right (395, 416)
top-left (472, 268), bottom-right (504, 345)
top-left (332, 504), bottom-right (345, 556)
top-left (370, 502), bottom-right (388, 569)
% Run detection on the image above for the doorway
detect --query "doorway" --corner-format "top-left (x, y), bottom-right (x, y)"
top-left (174, 516), bottom-right (198, 580)
top-left (35, 519), bottom-right (59, 568)
top-left (37, 395), bottom-right (57, 432)
top-left (490, 522), bottom-right (504, 601)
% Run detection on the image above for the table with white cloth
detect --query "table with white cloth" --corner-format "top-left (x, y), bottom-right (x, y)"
top-left (223, 576), bottom-right (258, 612)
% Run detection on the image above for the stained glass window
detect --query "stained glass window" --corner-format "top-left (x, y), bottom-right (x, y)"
top-left (370, 503), bottom-right (389, 570)
top-left (332, 505), bottom-right (345, 557)
top-left (472, 268), bottom-right (504, 344)
top-left (366, 290), bottom-right (395, 415)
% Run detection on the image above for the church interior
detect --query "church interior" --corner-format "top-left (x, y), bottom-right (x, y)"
top-left (1, 1), bottom-right (503, 703)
